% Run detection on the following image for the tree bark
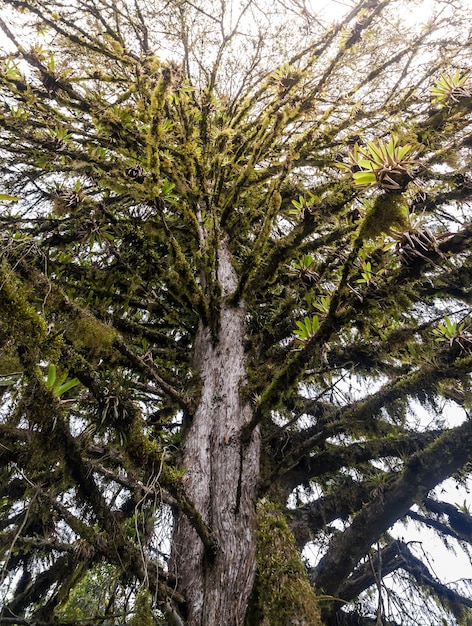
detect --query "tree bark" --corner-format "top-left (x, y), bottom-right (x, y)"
top-left (170, 241), bottom-right (260, 625)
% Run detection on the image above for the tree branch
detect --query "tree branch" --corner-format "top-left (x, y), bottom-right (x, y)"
top-left (312, 415), bottom-right (472, 595)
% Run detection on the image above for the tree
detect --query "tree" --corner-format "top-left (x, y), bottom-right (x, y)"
top-left (0, 0), bottom-right (471, 624)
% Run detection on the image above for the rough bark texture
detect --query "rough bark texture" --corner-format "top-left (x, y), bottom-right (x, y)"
top-left (170, 242), bottom-right (260, 626)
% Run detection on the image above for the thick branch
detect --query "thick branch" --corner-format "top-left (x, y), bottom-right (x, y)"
top-left (312, 415), bottom-right (472, 595)
top-left (337, 539), bottom-right (472, 610)
top-left (274, 431), bottom-right (440, 496)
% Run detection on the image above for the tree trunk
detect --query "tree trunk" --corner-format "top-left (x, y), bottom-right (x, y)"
top-left (170, 242), bottom-right (260, 625)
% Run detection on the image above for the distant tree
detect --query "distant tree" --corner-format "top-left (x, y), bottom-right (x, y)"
top-left (0, 1), bottom-right (472, 625)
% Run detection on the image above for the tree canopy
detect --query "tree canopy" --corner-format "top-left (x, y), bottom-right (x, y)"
top-left (0, 0), bottom-right (472, 625)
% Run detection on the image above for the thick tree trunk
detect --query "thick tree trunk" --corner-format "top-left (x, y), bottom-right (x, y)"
top-left (170, 242), bottom-right (260, 625)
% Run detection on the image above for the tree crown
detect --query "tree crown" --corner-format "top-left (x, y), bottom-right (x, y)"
top-left (0, 1), bottom-right (472, 625)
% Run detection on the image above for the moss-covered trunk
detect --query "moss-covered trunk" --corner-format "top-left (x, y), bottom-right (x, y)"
top-left (170, 242), bottom-right (260, 625)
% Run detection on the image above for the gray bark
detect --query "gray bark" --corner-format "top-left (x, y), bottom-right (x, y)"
top-left (170, 241), bottom-right (260, 625)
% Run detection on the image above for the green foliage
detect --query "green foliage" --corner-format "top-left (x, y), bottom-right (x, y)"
top-left (44, 363), bottom-right (80, 398)
top-left (432, 316), bottom-right (472, 353)
top-left (289, 192), bottom-right (319, 215)
top-left (455, 499), bottom-right (471, 515)
top-left (270, 62), bottom-right (304, 91)
top-left (293, 314), bottom-right (320, 342)
top-left (339, 135), bottom-right (417, 191)
top-left (355, 259), bottom-right (384, 285)
top-left (57, 565), bottom-right (122, 620)
top-left (291, 254), bottom-right (318, 282)
top-left (313, 295), bottom-right (331, 315)
top-left (433, 316), bottom-right (461, 342)
top-left (431, 71), bottom-right (470, 106)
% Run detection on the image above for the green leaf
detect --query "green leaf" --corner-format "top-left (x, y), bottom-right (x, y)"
top-left (397, 144), bottom-right (413, 160)
top-left (366, 141), bottom-right (383, 162)
top-left (386, 138), bottom-right (396, 159)
top-left (0, 194), bottom-right (22, 201)
top-left (444, 316), bottom-right (457, 336)
top-left (3, 60), bottom-right (22, 79)
top-left (313, 296), bottom-right (331, 314)
top-left (46, 363), bottom-right (57, 388)
top-left (353, 171), bottom-right (376, 185)
top-left (161, 178), bottom-right (176, 199)
top-left (0, 377), bottom-right (17, 386)
top-left (294, 315), bottom-right (320, 342)
top-left (54, 377), bottom-right (80, 397)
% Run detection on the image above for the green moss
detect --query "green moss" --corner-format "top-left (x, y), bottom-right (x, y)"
top-left (126, 418), bottom-right (158, 461)
top-left (359, 193), bottom-right (408, 240)
top-left (324, 178), bottom-right (355, 208)
top-left (0, 261), bottom-right (46, 354)
top-left (66, 315), bottom-right (116, 360)
top-left (252, 499), bottom-right (322, 626)
top-left (0, 351), bottom-right (22, 376)
top-left (129, 589), bottom-right (155, 626)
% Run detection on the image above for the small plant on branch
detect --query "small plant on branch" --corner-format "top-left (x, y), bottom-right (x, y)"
top-left (432, 316), bottom-right (472, 354)
top-left (269, 62), bottom-right (303, 91)
top-left (431, 71), bottom-right (470, 107)
top-left (45, 363), bottom-right (80, 399)
top-left (385, 216), bottom-right (451, 266)
top-left (293, 314), bottom-right (320, 343)
top-left (313, 295), bottom-right (331, 315)
top-left (289, 192), bottom-right (319, 217)
top-left (339, 135), bottom-right (417, 191)
top-left (290, 254), bottom-right (319, 283)
top-left (355, 259), bottom-right (384, 285)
